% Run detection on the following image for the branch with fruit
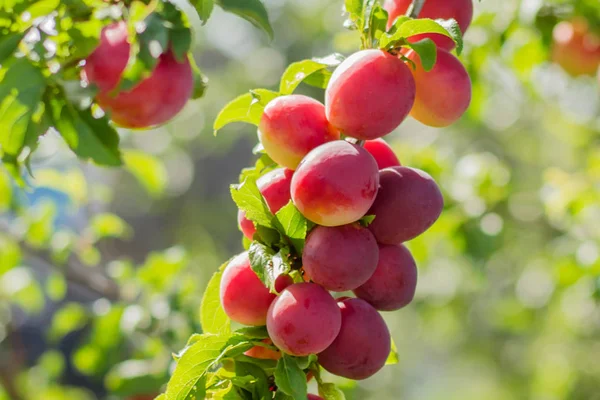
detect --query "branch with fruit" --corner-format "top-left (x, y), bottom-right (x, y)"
top-left (160, 0), bottom-right (474, 399)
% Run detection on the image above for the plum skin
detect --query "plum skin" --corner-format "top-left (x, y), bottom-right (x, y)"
top-left (291, 141), bottom-right (380, 227)
top-left (302, 223), bottom-right (379, 291)
top-left (266, 283), bottom-right (341, 356)
top-left (318, 298), bottom-right (391, 380)
top-left (404, 49), bottom-right (472, 128)
top-left (219, 252), bottom-right (276, 326)
top-left (353, 244), bottom-right (418, 311)
top-left (325, 49), bottom-right (416, 140)
top-left (258, 95), bottom-right (340, 170)
top-left (364, 139), bottom-right (401, 170)
top-left (368, 166), bottom-right (444, 244)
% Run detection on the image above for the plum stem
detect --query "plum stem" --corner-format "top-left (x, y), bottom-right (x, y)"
top-left (407, 0), bottom-right (427, 18)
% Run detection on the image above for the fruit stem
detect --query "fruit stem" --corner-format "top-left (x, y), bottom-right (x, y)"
top-left (407, 0), bottom-right (427, 18)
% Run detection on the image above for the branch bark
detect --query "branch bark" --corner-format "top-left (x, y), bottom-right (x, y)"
top-left (407, 0), bottom-right (427, 18)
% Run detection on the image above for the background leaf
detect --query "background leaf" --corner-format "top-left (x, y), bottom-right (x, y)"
top-left (216, 0), bottom-right (274, 39)
top-left (274, 355), bottom-right (308, 400)
top-left (200, 261), bottom-right (231, 335)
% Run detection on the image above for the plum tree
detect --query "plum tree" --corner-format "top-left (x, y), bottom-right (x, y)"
top-left (220, 252), bottom-right (276, 326)
top-left (302, 224), bottom-right (379, 291)
top-left (368, 166), bottom-right (444, 244)
top-left (552, 18), bottom-right (600, 77)
top-left (238, 168), bottom-right (294, 239)
top-left (267, 283), bottom-right (341, 356)
top-left (244, 339), bottom-right (281, 360)
top-left (84, 22), bottom-right (193, 129)
top-left (383, 0), bottom-right (473, 50)
top-left (353, 244), bottom-right (417, 311)
top-left (364, 139), bottom-right (401, 169)
top-left (318, 298), bottom-right (391, 380)
top-left (404, 49), bottom-right (472, 127)
top-left (258, 95), bottom-right (340, 170)
top-left (291, 141), bottom-right (380, 226)
top-left (325, 50), bottom-right (416, 139)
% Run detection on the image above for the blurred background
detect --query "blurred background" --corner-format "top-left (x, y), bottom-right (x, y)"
top-left (1, 0), bottom-right (600, 399)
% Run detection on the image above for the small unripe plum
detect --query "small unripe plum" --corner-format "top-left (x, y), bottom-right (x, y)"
top-left (404, 49), bottom-right (472, 127)
top-left (258, 95), bottom-right (340, 170)
top-left (291, 141), bottom-right (379, 227)
top-left (383, 0), bottom-right (473, 50)
top-left (267, 283), bottom-right (341, 356)
top-left (325, 50), bottom-right (415, 140)
top-left (220, 252), bottom-right (276, 326)
top-left (552, 18), bottom-right (600, 77)
top-left (368, 166), bottom-right (443, 244)
top-left (364, 139), bottom-right (401, 169)
top-left (84, 22), bottom-right (193, 129)
top-left (244, 339), bottom-right (281, 360)
top-left (274, 274), bottom-right (294, 293)
top-left (318, 298), bottom-right (391, 380)
top-left (238, 168), bottom-right (294, 239)
top-left (353, 244), bottom-right (417, 311)
top-left (303, 224), bottom-right (379, 291)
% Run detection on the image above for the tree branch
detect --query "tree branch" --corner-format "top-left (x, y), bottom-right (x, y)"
top-left (407, 0), bottom-right (427, 18)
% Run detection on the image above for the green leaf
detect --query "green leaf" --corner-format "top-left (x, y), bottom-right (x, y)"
top-left (194, 0), bottom-right (215, 24)
top-left (235, 361), bottom-right (271, 400)
top-left (214, 89), bottom-right (279, 135)
top-left (405, 38), bottom-right (437, 71)
top-left (123, 150), bottom-right (168, 196)
top-left (274, 355), bottom-right (308, 400)
top-left (49, 303), bottom-right (89, 341)
top-left (0, 59), bottom-right (46, 158)
top-left (189, 54), bottom-right (209, 99)
top-left (318, 383), bottom-right (346, 400)
top-left (200, 261), bottom-right (231, 335)
top-left (273, 201), bottom-right (307, 254)
top-left (48, 98), bottom-right (122, 166)
top-left (117, 8), bottom-right (170, 92)
top-left (90, 213), bottom-right (132, 240)
top-left (358, 214), bottom-right (376, 227)
top-left (230, 176), bottom-right (274, 229)
top-left (386, 338), bottom-right (399, 365)
top-left (165, 334), bottom-right (231, 400)
top-left (366, 4), bottom-right (388, 47)
top-left (216, 0), bottom-right (273, 39)
top-left (435, 18), bottom-right (463, 55)
top-left (248, 242), bottom-right (292, 292)
top-left (46, 272), bottom-right (67, 302)
top-left (24, 0), bottom-right (59, 19)
top-left (380, 18), bottom-right (463, 55)
top-left (0, 32), bottom-right (24, 64)
top-left (234, 326), bottom-right (269, 339)
top-left (279, 60), bottom-right (332, 94)
top-left (344, 0), bottom-right (363, 27)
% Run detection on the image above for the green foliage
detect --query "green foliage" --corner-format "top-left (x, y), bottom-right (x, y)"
top-left (274, 355), bottom-right (308, 400)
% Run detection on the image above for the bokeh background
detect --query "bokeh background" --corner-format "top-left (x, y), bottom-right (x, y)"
top-left (1, 0), bottom-right (600, 399)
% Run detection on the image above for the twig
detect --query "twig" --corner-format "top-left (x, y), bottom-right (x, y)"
top-left (407, 0), bottom-right (427, 18)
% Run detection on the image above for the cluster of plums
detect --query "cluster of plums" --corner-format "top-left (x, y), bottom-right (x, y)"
top-left (220, 0), bottom-right (475, 389)
top-left (84, 21), bottom-right (193, 129)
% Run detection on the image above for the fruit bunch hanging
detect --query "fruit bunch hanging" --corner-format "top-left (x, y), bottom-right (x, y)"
top-left (162, 0), bottom-right (473, 399)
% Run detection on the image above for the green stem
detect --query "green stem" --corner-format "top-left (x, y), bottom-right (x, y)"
top-left (407, 0), bottom-right (427, 18)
